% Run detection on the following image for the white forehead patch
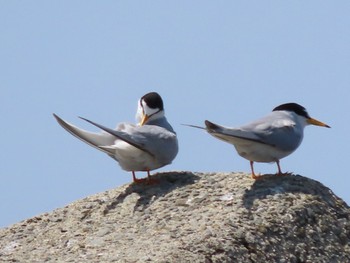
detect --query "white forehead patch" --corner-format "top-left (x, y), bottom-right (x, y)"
top-left (142, 99), bottom-right (160, 116)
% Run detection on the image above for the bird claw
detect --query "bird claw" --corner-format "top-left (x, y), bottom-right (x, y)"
top-left (276, 172), bottom-right (292, 176)
top-left (132, 177), bottom-right (159, 185)
top-left (251, 173), bottom-right (262, 180)
top-left (132, 177), bottom-right (148, 184)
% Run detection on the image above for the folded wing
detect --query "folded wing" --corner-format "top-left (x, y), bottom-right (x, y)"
top-left (53, 114), bottom-right (117, 157)
top-left (205, 120), bottom-right (270, 145)
top-left (79, 117), bottom-right (155, 157)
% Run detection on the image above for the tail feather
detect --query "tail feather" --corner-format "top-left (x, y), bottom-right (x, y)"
top-left (181, 123), bottom-right (206, 130)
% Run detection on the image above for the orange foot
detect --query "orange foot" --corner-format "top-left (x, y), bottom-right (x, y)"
top-left (251, 173), bottom-right (263, 180)
top-left (276, 172), bottom-right (292, 176)
top-left (132, 171), bottom-right (159, 185)
top-left (133, 177), bottom-right (148, 183)
top-left (250, 161), bottom-right (263, 180)
top-left (133, 177), bottom-right (159, 185)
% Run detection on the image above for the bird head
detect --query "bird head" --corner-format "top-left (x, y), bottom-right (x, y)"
top-left (136, 92), bottom-right (165, 126)
top-left (273, 103), bottom-right (330, 128)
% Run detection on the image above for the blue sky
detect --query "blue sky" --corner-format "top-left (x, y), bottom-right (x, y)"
top-left (1, 1), bottom-right (349, 228)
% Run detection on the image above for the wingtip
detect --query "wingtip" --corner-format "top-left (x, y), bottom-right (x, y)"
top-left (204, 120), bottom-right (218, 130)
top-left (182, 121), bottom-right (221, 131)
top-left (53, 113), bottom-right (65, 124)
top-left (78, 116), bottom-right (94, 126)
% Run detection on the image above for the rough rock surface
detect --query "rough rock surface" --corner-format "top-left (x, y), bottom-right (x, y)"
top-left (0, 172), bottom-right (349, 262)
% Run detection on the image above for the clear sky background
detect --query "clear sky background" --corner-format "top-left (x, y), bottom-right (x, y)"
top-left (1, 1), bottom-right (349, 228)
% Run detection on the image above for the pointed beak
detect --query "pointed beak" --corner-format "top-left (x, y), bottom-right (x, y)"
top-left (307, 117), bottom-right (331, 128)
top-left (140, 113), bottom-right (149, 126)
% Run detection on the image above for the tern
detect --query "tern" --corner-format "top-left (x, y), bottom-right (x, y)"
top-left (53, 92), bottom-right (178, 183)
top-left (187, 103), bottom-right (330, 179)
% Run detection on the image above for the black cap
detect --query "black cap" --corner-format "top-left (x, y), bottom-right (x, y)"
top-left (273, 103), bottom-right (310, 118)
top-left (141, 92), bottom-right (164, 110)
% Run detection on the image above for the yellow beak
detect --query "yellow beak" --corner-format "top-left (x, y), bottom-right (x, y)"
top-left (307, 117), bottom-right (331, 128)
top-left (140, 114), bottom-right (149, 126)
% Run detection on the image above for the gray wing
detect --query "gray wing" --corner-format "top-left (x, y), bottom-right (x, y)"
top-left (53, 114), bottom-right (116, 157)
top-left (205, 114), bottom-right (300, 151)
top-left (130, 124), bottom-right (178, 160)
top-left (246, 119), bottom-right (300, 151)
top-left (79, 117), bottom-right (156, 157)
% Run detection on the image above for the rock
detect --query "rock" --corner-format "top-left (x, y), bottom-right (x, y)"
top-left (0, 172), bottom-right (349, 262)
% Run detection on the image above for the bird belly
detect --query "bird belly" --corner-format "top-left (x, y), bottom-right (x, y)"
top-left (112, 141), bottom-right (162, 171)
top-left (234, 142), bottom-right (292, 163)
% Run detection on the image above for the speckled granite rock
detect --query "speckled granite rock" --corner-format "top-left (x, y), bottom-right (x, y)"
top-left (0, 172), bottom-right (349, 262)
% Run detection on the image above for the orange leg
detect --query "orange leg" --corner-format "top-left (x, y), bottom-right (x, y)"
top-left (132, 171), bottom-right (145, 183)
top-left (250, 161), bottom-right (261, 180)
top-left (146, 170), bottom-right (159, 184)
top-left (275, 161), bottom-right (290, 176)
top-left (276, 160), bottom-right (283, 175)
top-left (132, 171), bottom-right (140, 182)
top-left (132, 170), bottom-right (157, 184)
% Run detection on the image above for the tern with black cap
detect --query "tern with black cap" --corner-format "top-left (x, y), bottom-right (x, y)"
top-left (53, 92), bottom-right (178, 183)
top-left (186, 103), bottom-right (330, 179)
